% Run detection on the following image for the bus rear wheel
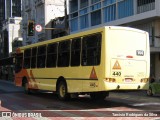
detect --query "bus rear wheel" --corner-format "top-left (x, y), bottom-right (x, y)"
top-left (57, 81), bottom-right (70, 100)
top-left (23, 79), bottom-right (31, 94)
top-left (147, 87), bottom-right (153, 96)
top-left (90, 92), bottom-right (109, 100)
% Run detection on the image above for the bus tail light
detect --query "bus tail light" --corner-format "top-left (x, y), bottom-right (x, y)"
top-left (140, 78), bottom-right (149, 83)
top-left (105, 78), bottom-right (116, 82)
top-left (126, 55), bottom-right (133, 58)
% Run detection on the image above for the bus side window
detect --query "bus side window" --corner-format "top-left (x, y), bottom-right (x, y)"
top-left (82, 33), bottom-right (102, 66)
top-left (15, 53), bottom-right (23, 73)
top-left (31, 47), bottom-right (37, 68)
top-left (37, 45), bottom-right (46, 68)
top-left (24, 49), bottom-right (31, 69)
top-left (58, 40), bottom-right (70, 67)
top-left (47, 43), bottom-right (57, 68)
top-left (71, 38), bottom-right (81, 66)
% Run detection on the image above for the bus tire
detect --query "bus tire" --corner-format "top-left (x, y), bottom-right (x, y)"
top-left (57, 81), bottom-right (70, 101)
top-left (147, 87), bottom-right (153, 96)
top-left (90, 92), bottom-right (109, 100)
top-left (22, 78), bottom-right (31, 94)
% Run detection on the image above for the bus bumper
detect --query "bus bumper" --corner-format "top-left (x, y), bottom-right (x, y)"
top-left (104, 82), bottom-right (149, 91)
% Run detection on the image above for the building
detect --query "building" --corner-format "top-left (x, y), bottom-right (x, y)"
top-left (0, 0), bottom-right (21, 28)
top-left (68, 0), bottom-right (160, 79)
top-left (0, 0), bottom-right (22, 58)
top-left (22, 0), bottom-right (67, 45)
top-left (0, 0), bottom-right (5, 28)
top-left (2, 17), bottom-right (22, 57)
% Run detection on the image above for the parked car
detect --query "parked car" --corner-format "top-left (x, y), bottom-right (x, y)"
top-left (147, 79), bottom-right (160, 96)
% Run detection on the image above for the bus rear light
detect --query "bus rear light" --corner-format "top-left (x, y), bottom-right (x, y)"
top-left (140, 78), bottom-right (149, 83)
top-left (105, 78), bottom-right (116, 82)
top-left (126, 55), bottom-right (133, 58)
top-left (124, 78), bottom-right (133, 82)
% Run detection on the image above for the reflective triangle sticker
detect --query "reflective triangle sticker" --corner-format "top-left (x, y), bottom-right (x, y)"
top-left (112, 60), bottom-right (121, 70)
top-left (90, 67), bottom-right (98, 79)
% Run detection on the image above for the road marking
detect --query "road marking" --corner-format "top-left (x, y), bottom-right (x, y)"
top-left (132, 102), bottom-right (160, 106)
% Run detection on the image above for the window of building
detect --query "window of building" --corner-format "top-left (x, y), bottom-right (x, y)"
top-left (118, 0), bottom-right (134, 19)
top-left (79, 8), bottom-right (88, 15)
top-left (70, 0), bottom-right (78, 13)
top-left (71, 38), bottom-right (81, 66)
top-left (58, 40), bottom-right (70, 67)
top-left (80, 14), bottom-right (89, 29)
top-left (82, 33), bottom-right (102, 66)
top-left (90, 3), bottom-right (101, 11)
top-left (70, 12), bottom-right (78, 18)
top-left (24, 49), bottom-right (31, 69)
top-left (91, 10), bottom-right (101, 26)
top-left (80, 0), bottom-right (88, 8)
top-left (103, 0), bottom-right (116, 6)
top-left (47, 43), bottom-right (57, 68)
top-left (70, 18), bottom-right (78, 32)
top-left (37, 45), bottom-right (46, 68)
top-left (104, 4), bottom-right (116, 22)
top-left (31, 47), bottom-right (37, 68)
top-left (91, 0), bottom-right (100, 4)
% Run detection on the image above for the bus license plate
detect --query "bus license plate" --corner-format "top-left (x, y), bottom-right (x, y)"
top-left (125, 78), bottom-right (133, 82)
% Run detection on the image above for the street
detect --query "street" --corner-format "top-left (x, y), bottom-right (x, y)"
top-left (0, 80), bottom-right (160, 120)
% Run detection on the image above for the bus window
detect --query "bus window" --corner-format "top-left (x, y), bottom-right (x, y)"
top-left (71, 38), bottom-right (81, 66)
top-left (37, 45), bottom-right (46, 68)
top-left (58, 40), bottom-right (70, 67)
top-left (31, 47), bottom-right (37, 68)
top-left (24, 49), bottom-right (31, 69)
top-left (82, 33), bottom-right (101, 66)
top-left (15, 53), bottom-right (23, 73)
top-left (47, 43), bottom-right (57, 68)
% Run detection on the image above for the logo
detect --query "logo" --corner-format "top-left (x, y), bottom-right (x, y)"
top-left (136, 50), bottom-right (144, 56)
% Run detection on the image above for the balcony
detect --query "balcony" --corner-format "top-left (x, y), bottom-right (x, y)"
top-left (137, 2), bottom-right (155, 14)
top-left (35, 0), bottom-right (45, 7)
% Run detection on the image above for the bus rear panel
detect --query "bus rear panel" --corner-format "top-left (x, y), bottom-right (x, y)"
top-left (103, 27), bottom-right (150, 91)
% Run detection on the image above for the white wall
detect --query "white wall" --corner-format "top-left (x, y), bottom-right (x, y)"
top-left (6, 18), bottom-right (22, 54)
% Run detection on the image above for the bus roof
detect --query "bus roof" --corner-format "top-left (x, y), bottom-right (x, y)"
top-left (18, 26), bottom-right (147, 50)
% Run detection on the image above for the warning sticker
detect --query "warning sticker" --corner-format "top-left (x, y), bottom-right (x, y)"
top-left (90, 67), bottom-right (98, 79)
top-left (112, 60), bottom-right (121, 70)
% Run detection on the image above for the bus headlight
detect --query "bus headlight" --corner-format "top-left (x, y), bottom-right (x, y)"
top-left (140, 78), bottom-right (149, 83)
top-left (105, 78), bottom-right (116, 82)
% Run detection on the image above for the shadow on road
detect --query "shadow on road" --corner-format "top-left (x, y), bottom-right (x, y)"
top-left (0, 79), bottom-right (160, 116)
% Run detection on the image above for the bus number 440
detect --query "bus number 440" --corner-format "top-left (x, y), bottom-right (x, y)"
top-left (112, 71), bottom-right (121, 76)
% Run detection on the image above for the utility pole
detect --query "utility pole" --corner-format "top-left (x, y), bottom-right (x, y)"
top-left (64, 0), bottom-right (69, 35)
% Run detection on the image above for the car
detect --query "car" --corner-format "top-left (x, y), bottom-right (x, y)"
top-left (147, 79), bottom-right (160, 96)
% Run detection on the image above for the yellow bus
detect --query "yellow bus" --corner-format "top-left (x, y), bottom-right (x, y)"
top-left (14, 26), bottom-right (150, 100)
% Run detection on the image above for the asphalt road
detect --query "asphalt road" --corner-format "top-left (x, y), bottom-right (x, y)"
top-left (0, 80), bottom-right (160, 120)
